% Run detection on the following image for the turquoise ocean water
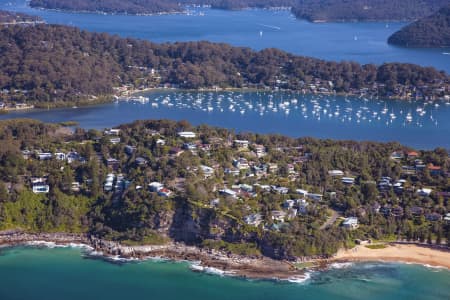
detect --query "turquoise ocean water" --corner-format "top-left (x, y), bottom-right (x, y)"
top-left (0, 246), bottom-right (449, 300)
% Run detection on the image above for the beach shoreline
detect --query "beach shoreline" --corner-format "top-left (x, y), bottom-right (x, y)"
top-left (330, 243), bottom-right (450, 269)
top-left (1, 231), bottom-right (448, 281)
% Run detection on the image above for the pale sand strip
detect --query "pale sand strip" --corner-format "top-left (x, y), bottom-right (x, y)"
top-left (332, 243), bottom-right (450, 269)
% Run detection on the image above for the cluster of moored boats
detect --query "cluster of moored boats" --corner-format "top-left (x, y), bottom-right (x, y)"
top-left (119, 92), bottom-right (448, 127)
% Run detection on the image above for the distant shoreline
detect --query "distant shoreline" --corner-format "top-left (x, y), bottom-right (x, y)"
top-left (1, 231), bottom-right (448, 281)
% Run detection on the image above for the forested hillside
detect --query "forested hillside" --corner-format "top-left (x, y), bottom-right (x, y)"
top-left (388, 5), bottom-right (450, 48)
top-left (0, 119), bottom-right (449, 257)
top-left (0, 24), bottom-right (447, 105)
top-left (30, 0), bottom-right (448, 22)
top-left (291, 0), bottom-right (449, 22)
top-left (30, 0), bottom-right (182, 14)
top-left (0, 10), bottom-right (42, 23)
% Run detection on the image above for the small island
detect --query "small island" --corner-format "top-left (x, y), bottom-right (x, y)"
top-left (388, 5), bottom-right (450, 48)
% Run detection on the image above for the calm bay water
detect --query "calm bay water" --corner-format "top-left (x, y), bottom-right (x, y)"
top-left (0, 247), bottom-right (449, 300)
top-left (0, 0), bottom-right (449, 72)
top-left (1, 91), bottom-right (449, 149)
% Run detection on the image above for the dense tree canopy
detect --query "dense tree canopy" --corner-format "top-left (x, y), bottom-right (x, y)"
top-left (0, 119), bottom-right (449, 258)
top-left (30, 0), bottom-right (449, 22)
top-left (0, 10), bottom-right (42, 23)
top-left (291, 0), bottom-right (449, 22)
top-left (388, 5), bottom-right (450, 48)
top-left (0, 24), bottom-right (447, 104)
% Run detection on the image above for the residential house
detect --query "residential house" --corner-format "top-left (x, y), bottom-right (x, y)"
top-left (444, 213), bottom-right (450, 224)
top-left (296, 189), bottom-right (308, 197)
top-left (125, 145), bottom-right (136, 155)
top-left (407, 151), bottom-right (419, 159)
top-left (105, 128), bottom-right (120, 135)
top-left (106, 158), bottom-right (120, 170)
top-left (233, 139), bottom-right (249, 149)
top-left (427, 164), bottom-right (442, 176)
top-left (283, 199), bottom-right (296, 209)
top-left (200, 165), bottom-right (214, 178)
top-left (297, 199), bottom-right (309, 215)
top-left (233, 158), bottom-right (250, 170)
top-left (328, 170), bottom-right (344, 176)
top-left (417, 188), bottom-right (432, 197)
top-left (37, 152), bottom-right (52, 160)
top-left (149, 182), bottom-right (164, 192)
top-left (271, 210), bottom-right (287, 222)
top-left (32, 184), bottom-right (49, 194)
top-left (425, 213), bottom-right (442, 222)
top-left (219, 188), bottom-right (237, 198)
top-left (342, 217), bottom-right (359, 229)
top-left (210, 198), bottom-right (220, 207)
top-left (244, 213), bottom-right (263, 226)
top-left (54, 152), bottom-right (66, 160)
top-left (135, 157), bottom-right (148, 166)
top-left (71, 182), bottom-right (81, 192)
top-left (390, 151), bottom-right (404, 160)
top-left (307, 193), bottom-right (323, 202)
top-left (254, 144), bottom-right (266, 157)
top-left (342, 177), bottom-right (355, 185)
top-left (158, 188), bottom-right (172, 197)
top-left (272, 186), bottom-right (289, 194)
top-left (224, 168), bottom-right (240, 176)
top-left (21, 150), bottom-right (32, 160)
top-left (177, 131), bottom-right (196, 138)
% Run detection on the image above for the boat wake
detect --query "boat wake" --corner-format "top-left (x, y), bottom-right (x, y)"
top-left (257, 23), bottom-right (281, 30)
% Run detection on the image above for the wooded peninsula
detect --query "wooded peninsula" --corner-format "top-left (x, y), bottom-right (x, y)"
top-left (0, 118), bottom-right (449, 259)
top-left (29, 0), bottom-right (448, 22)
top-left (0, 22), bottom-right (448, 107)
top-left (388, 5), bottom-right (450, 48)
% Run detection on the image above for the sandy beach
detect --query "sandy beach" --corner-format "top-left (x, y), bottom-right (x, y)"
top-left (332, 243), bottom-right (450, 269)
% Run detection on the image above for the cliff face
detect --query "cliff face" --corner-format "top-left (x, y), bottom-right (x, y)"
top-left (388, 5), bottom-right (450, 48)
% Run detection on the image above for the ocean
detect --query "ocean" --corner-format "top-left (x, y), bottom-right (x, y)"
top-left (0, 246), bottom-right (449, 300)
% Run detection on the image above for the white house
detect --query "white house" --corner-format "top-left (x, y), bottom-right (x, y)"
top-left (54, 152), bottom-right (67, 160)
top-left (342, 217), bottom-right (359, 229)
top-left (219, 188), bottom-right (237, 198)
top-left (200, 165), bottom-right (214, 178)
top-left (149, 182), bottom-right (164, 192)
top-left (105, 128), bottom-right (120, 135)
top-left (296, 189), bottom-right (308, 197)
top-left (244, 213), bottom-right (263, 226)
top-left (178, 131), bottom-right (196, 138)
top-left (328, 170), bottom-right (344, 176)
top-left (342, 177), bottom-right (355, 185)
top-left (233, 139), bottom-right (249, 149)
top-left (271, 210), bottom-right (287, 222)
top-left (37, 152), bottom-right (52, 160)
top-left (417, 188), bottom-right (432, 196)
